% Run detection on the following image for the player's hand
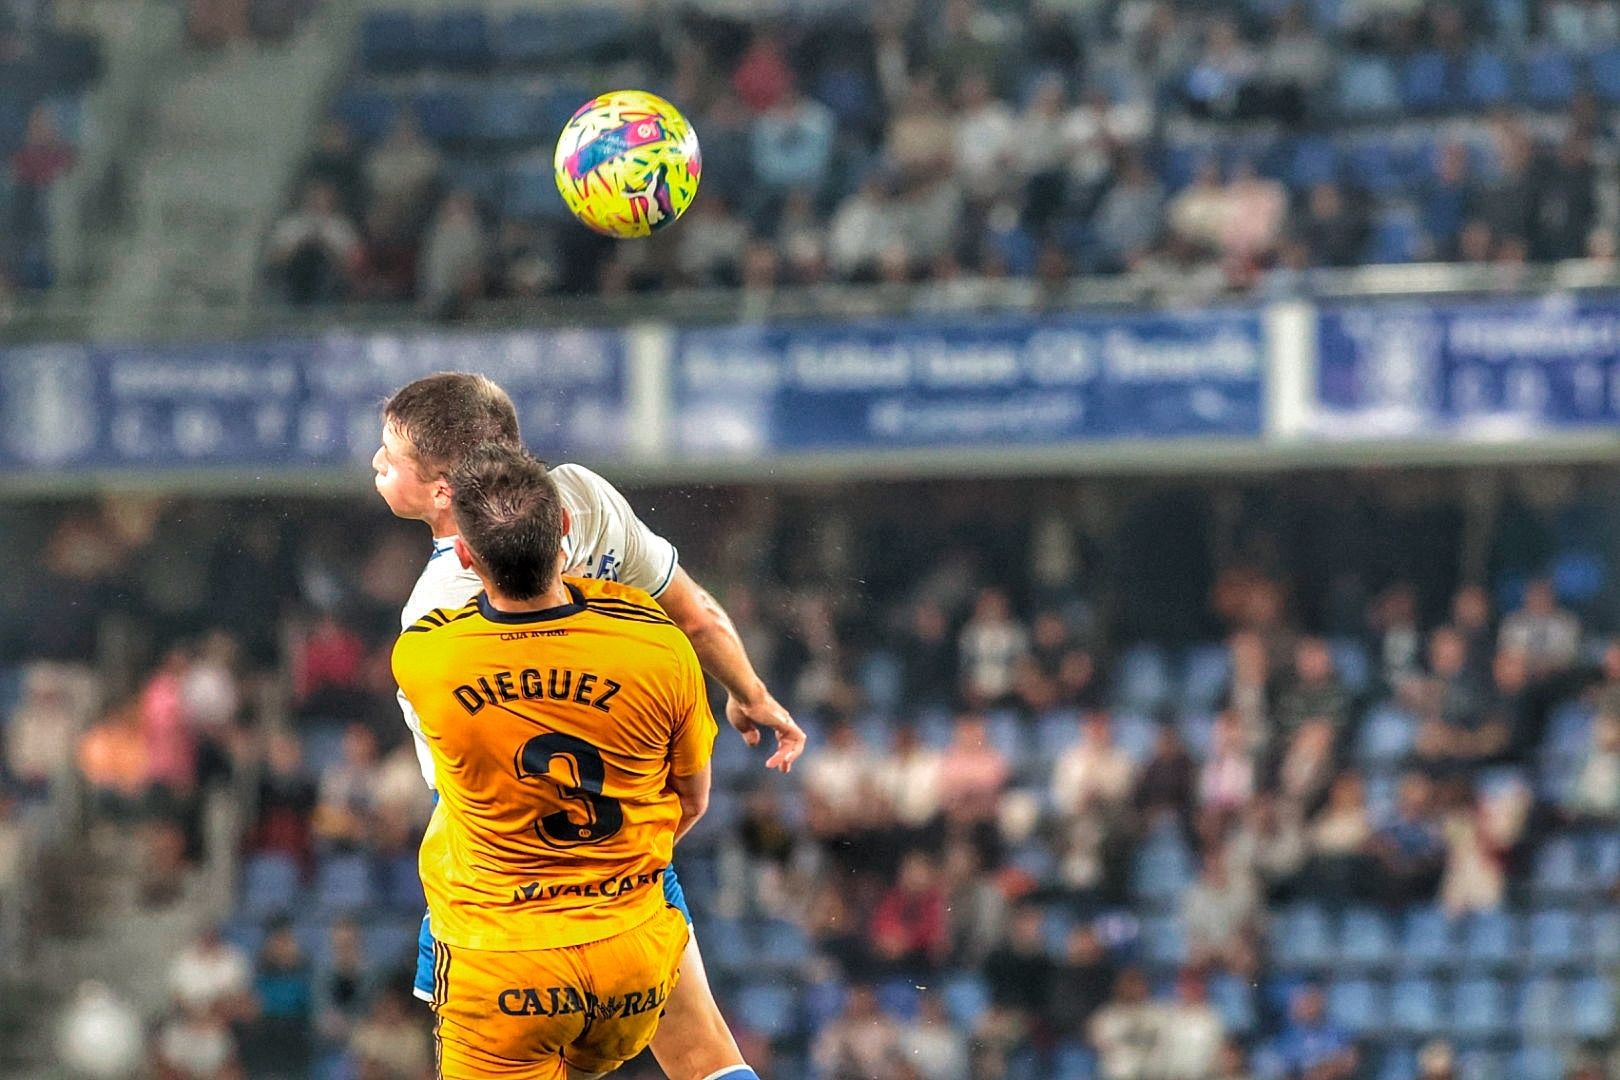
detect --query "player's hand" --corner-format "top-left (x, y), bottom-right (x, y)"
top-left (726, 690), bottom-right (806, 774)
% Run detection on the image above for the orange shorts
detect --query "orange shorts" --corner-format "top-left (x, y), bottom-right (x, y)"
top-left (429, 904), bottom-right (689, 1079)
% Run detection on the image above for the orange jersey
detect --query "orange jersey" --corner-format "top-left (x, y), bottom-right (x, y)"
top-left (392, 576), bottom-right (716, 952)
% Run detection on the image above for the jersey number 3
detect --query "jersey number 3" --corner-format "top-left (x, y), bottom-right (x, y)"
top-left (516, 732), bottom-right (625, 847)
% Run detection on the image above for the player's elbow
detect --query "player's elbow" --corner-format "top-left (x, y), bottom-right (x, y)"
top-left (678, 784), bottom-right (709, 824)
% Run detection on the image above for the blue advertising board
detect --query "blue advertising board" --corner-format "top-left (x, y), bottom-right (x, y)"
top-left (1312, 293), bottom-right (1620, 440)
top-left (671, 309), bottom-right (1266, 456)
top-left (0, 328), bottom-right (628, 472)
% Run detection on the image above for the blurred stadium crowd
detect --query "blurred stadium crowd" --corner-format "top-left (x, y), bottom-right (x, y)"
top-left (267, 0), bottom-right (1620, 312)
top-left (5, 472), bottom-right (1620, 1079)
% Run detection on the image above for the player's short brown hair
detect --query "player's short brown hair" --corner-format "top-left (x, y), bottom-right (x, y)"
top-left (450, 444), bottom-right (563, 601)
top-left (383, 373), bottom-right (521, 479)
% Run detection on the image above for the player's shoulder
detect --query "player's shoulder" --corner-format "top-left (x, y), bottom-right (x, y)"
top-left (400, 597), bottom-right (482, 638)
top-left (568, 576), bottom-right (675, 627)
top-left (547, 462), bottom-right (625, 512)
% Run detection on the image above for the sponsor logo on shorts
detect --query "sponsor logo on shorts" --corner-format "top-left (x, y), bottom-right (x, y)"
top-left (497, 981), bottom-right (670, 1019)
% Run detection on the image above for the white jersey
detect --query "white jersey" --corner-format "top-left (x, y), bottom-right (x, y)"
top-left (395, 462), bottom-right (680, 788)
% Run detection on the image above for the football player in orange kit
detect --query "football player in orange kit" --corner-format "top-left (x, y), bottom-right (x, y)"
top-left (393, 444), bottom-right (716, 1079)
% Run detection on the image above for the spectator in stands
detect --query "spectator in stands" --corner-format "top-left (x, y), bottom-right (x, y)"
top-left (56, 980), bottom-right (144, 1079)
top-left (1045, 923), bottom-right (1116, 1039)
top-left (888, 76), bottom-right (958, 184)
top-left (675, 194), bottom-right (748, 287)
top-left (802, 718), bottom-right (873, 849)
top-left (1169, 159), bottom-right (1228, 256)
top-left (1498, 577), bottom-right (1581, 675)
top-left (6, 665), bottom-right (81, 795)
top-left (6, 105), bottom-right (76, 288)
top-left (264, 180), bottom-right (362, 305)
top-left (1423, 142), bottom-right (1474, 262)
top-left (1223, 631), bottom-right (1272, 751)
top-left (1275, 637), bottom-right (1351, 741)
top-left (898, 991), bottom-right (969, 1080)
top-left (1414, 626), bottom-right (1503, 775)
top-left (315, 918), bottom-right (371, 1044)
top-left (78, 703), bottom-right (150, 820)
top-left (1214, 1039), bottom-right (1254, 1080)
top-left (1090, 152), bottom-right (1165, 273)
top-left (1220, 160), bottom-right (1287, 274)
top-left (1183, 17), bottom-right (1259, 120)
top-left (1535, 132), bottom-right (1597, 262)
top-left (751, 81), bottom-right (836, 201)
top-left (872, 723), bottom-right (944, 838)
top-left (959, 587), bottom-right (1029, 705)
top-left (1546, 0), bottom-right (1620, 50)
top-left (416, 190), bottom-right (485, 319)
top-left (362, 114), bottom-right (441, 243)
top-left (1572, 709), bottom-right (1620, 819)
top-left (1369, 582), bottom-right (1424, 689)
top-left (1417, 1039), bottom-right (1456, 1080)
top-left (1449, 584), bottom-right (1494, 680)
top-left (347, 988), bottom-right (433, 1079)
top-left (1437, 779), bottom-right (1507, 915)
top-left (1088, 967), bottom-right (1165, 1080)
top-left (983, 906), bottom-right (1052, 1017)
top-left (155, 1003), bottom-right (242, 1080)
top-left (247, 730), bottom-right (315, 867)
top-left (302, 120), bottom-right (363, 218)
top-left (1133, 724), bottom-right (1196, 826)
top-left (732, 30), bottom-right (792, 113)
top-left (953, 71), bottom-right (1016, 202)
top-left (1052, 711), bottom-right (1136, 817)
top-left (1295, 181), bottom-right (1368, 269)
top-left (310, 722), bottom-right (382, 850)
top-left (168, 926), bottom-right (252, 1020)
top-left (1371, 773), bottom-right (1445, 902)
top-left (187, 0), bottom-right (248, 48)
top-left (938, 713), bottom-right (1010, 825)
top-left (812, 984), bottom-right (902, 1077)
top-left (1200, 710), bottom-right (1257, 814)
top-left (1261, 5), bottom-right (1331, 120)
top-left (942, 840), bottom-right (1009, 964)
top-left (1183, 845), bottom-right (1261, 970)
top-left (870, 850), bottom-right (951, 974)
top-left (1270, 984), bottom-right (1356, 1080)
top-left (828, 167), bottom-right (902, 281)
top-left (1155, 971), bottom-right (1225, 1079)
top-left (239, 916), bottom-right (312, 1077)
top-left (1475, 124), bottom-right (1536, 259)
top-left (1304, 771), bottom-right (1373, 901)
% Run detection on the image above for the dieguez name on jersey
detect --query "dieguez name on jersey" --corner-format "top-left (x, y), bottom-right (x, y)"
top-left (451, 668), bottom-right (622, 715)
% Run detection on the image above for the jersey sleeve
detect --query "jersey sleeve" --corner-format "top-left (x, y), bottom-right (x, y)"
top-left (669, 635), bottom-right (718, 778)
top-left (390, 633), bottom-right (441, 789)
top-left (551, 463), bottom-right (680, 598)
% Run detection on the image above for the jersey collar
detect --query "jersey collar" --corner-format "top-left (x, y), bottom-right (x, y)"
top-left (429, 536), bottom-right (458, 562)
top-left (477, 583), bottom-right (587, 624)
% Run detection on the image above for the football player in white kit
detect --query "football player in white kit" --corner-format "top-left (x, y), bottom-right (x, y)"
top-left (372, 373), bottom-right (802, 1080)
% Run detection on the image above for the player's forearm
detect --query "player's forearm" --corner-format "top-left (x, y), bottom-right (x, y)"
top-left (659, 574), bottom-right (768, 704)
top-left (671, 767), bottom-right (711, 844)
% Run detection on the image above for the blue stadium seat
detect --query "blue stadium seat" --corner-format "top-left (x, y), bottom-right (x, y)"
top-left (1041, 907), bottom-right (1077, 956)
top-left (1463, 49), bottom-right (1514, 107)
top-left (1054, 1044), bottom-right (1097, 1080)
top-left (1359, 704), bottom-right (1416, 766)
top-left (1589, 910), bottom-right (1620, 963)
top-left (315, 854), bottom-right (374, 914)
top-left (1592, 46), bottom-right (1620, 104)
top-left (1451, 976), bottom-right (1510, 1039)
top-left (1112, 712), bottom-right (1157, 763)
top-left (1517, 976), bottom-right (1563, 1038)
top-left (1328, 638), bottom-right (1371, 694)
top-left (1400, 906), bottom-right (1456, 971)
top-left (1375, 1047), bottom-right (1418, 1080)
top-left (1116, 644), bottom-right (1171, 711)
top-left (359, 11), bottom-right (423, 73)
top-left (242, 852), bottom-right (302, 919)
top-left (221, 917), bottom-right (266, 957)
top-left (1338, 55), bottom-right (1401, 117)
top-left (1401, 51), bottom-right (1451, 113)
top-left (738, 980), bottom-right (801, 1040)
top-left (504, 157), bottom-right (565, 221)
top-left (1367, 207), bottom-right (1421, 265)
top-left (1362, 770), bottom-right (1401, 826)
top-left (424, 11), bottom-right (491, 71)
top-left (1338, 908), bottom-right (1396, 969)
top-left (1038, 710), bottom-right (1082, 757)
top-left (1180, 644), bottom-right (1230, 710)
top-left (1326, 978), bottom-right (1385, 1035)
top-left (1462, 910), bottom-right (1518, 969)
top-left (1564, 975), bottom-right (1615, 1039)
top-left (1208, 972), bottom-right (1256, 1034)
top-left (1508, 1046), bottom-right (1566, 1080)
top-left (1545, 702), bottom-right (1594, 761)
top-left (469, 88), bottom-right (545, 147)
top-left (1455, 1049), bottom-right (1504, 1080)
top-left (1287, 136), bottom-right (1340, 189)
top-left (380, 851), bottom-right (425, 912)
top-left (1347, 139), bottom-right (1402, 194)
top-left (755, 918), bottom-right (813, 970)
top-left (1177, 711), bottom-right (1215, 760)
top-left (412, 88), bottom-right (478, 145)
top-left (359, 920), bottom-right (420, 974)
top-left (302, 723), bottom-right (348, 778)
top-left (492, 12), bottom-right (564, 66)
top-left (876, 978), bottom-right (921, 1021)
top-left (1138, 914), bottom-right (1188, 969)
top-left (1532, 836), bottom-right (1581, 896)
top-left (701, 917), bottom-right (751, 974)
top-left (1526, 48), bottom-right (1577, 108)
top-left (1527, 909), bottom-right (1580, 970)
top-left (1389, 976), bottom-right (1445, 1037)
top-left (942, 972), bottom-right (991, 1029)
top-left (1272, 905), bottom-right (1333, 970)
top-left (1132, 833), bottom-right (1194, 903)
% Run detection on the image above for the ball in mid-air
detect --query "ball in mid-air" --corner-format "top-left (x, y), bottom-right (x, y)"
top-left (553, 90), bottom-right (700, 239)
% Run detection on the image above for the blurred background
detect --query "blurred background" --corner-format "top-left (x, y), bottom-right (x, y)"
top-left (5, 1), bottom-right (1620, 1080)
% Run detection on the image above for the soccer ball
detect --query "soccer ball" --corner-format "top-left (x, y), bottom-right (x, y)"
top-left (553, 90), bottom-right (701, 239)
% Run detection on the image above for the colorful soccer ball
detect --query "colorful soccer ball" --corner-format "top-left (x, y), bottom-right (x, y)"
top-left (553, 90), bottom-right (701, 239)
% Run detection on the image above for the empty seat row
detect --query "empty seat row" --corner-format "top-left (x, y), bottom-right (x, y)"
top-left (333, 84), bottom-right (588, 146)
top-left (1270, 905), bottom-right (1620, 972)
top-left (241, 850), bottom-right (425, 918)
top-left (359, 9), bottom-right (632, 73)
top-left (1328, 974), bottom-right (1614, 1040)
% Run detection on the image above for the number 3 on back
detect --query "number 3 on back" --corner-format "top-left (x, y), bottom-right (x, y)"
top-left (515, 732), bottom-right (625, 847)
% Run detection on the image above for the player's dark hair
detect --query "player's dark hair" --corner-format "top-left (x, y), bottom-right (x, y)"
top-left (383, 373), bottom-right (521, 479)
top-left (450, 444), bottom-right (563, 601)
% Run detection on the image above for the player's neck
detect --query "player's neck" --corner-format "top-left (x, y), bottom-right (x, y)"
top-left (425, 506), bottom-right (458, 540)
top-left (483, 578), bottom-right (574, 615)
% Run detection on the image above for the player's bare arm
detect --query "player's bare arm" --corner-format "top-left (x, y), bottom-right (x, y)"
top-left (656, 568), bottom-right (806, 773)
top-left (670, 763), bottom-right (712, 843)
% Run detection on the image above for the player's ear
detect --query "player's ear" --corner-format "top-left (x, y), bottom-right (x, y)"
top-left (559, 506), bottom-right (572, 538)
top-left (430, 476), bottom-right (454, 511)
top-left (454, 537), bottom-right (475, 570)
